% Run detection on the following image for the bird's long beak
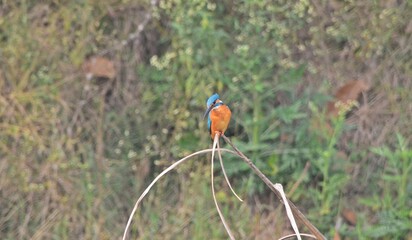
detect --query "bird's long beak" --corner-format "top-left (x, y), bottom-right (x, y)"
top-left (203, 104), bottom-right (214, 119)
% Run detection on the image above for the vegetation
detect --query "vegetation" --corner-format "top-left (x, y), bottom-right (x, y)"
top-left (0, 0), bottom-right (411, 239)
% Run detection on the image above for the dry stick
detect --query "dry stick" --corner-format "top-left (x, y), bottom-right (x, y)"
top-left (211, 134), bottom-right (235, 240)
top-left (217, 138), bottom-right (243, 202)
top-left (222, 135), bottom-right (326, 240)
top-left (274, 183), bottom-right (301, 240)
top-left (278, 233), bottom-right (317, 240)
top-left (122, 148), bottom-right (240, 240)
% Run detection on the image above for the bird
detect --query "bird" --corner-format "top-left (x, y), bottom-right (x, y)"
top-left (204, 93), bottom-right (232, 139)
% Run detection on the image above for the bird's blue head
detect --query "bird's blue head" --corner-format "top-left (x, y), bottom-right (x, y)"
top-left (204, 93), bottom-right (223, 130)
top-left (206, 93), bottom-right (220, 109)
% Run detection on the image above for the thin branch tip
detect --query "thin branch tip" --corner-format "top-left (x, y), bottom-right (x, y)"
top-left (217, 138), bottom-right (243, 202)
top-left (211, 133), bottom-right (235, 240)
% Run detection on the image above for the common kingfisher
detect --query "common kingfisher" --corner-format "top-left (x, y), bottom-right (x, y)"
top-left (204, 93), bottom-right (232, 139)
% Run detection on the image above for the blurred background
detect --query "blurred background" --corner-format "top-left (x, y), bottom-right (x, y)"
top-left (1, 0), bottom-right (411, 239)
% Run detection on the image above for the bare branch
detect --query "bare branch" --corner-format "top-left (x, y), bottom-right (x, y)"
top-left (211, 134), bottom-right (235, 240)
top-left (274, 183), bottom-right (301, 240)
top-left (122, 147), bottom-right (239, 240)
top-left (217, 138), bottom-right (243, 202)
top-left (222, 135), bottom-right (326, 240)
top-left (278, 233), bottom-right (317, 240)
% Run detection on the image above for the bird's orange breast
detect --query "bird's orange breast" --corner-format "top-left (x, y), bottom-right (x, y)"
top-left (209, 105), bottom-right (231, 138)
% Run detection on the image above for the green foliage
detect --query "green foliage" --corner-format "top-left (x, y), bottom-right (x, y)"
top-left (353, 134), bottom-right (412, 239)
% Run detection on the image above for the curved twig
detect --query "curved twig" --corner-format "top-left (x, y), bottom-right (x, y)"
top-left (278, 233), bottom-right (317, 240)
top-left (123, 135), bottom-right (325, 240)
top-left (274, 183), bottom-right (301, 240)
top-left (122, 148), bottom-right (239, 240)
top-left (217, 139), bottom-right (243, 202)
top-left (211, 134), bottom-right (235, 240)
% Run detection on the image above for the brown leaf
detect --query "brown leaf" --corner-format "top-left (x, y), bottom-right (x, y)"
top-left (327, 80), bottom-right (369, 117)
top-left (342, 208), bottom-right (357, 225)
top-left (82, 56), bottom-right (116, 79)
